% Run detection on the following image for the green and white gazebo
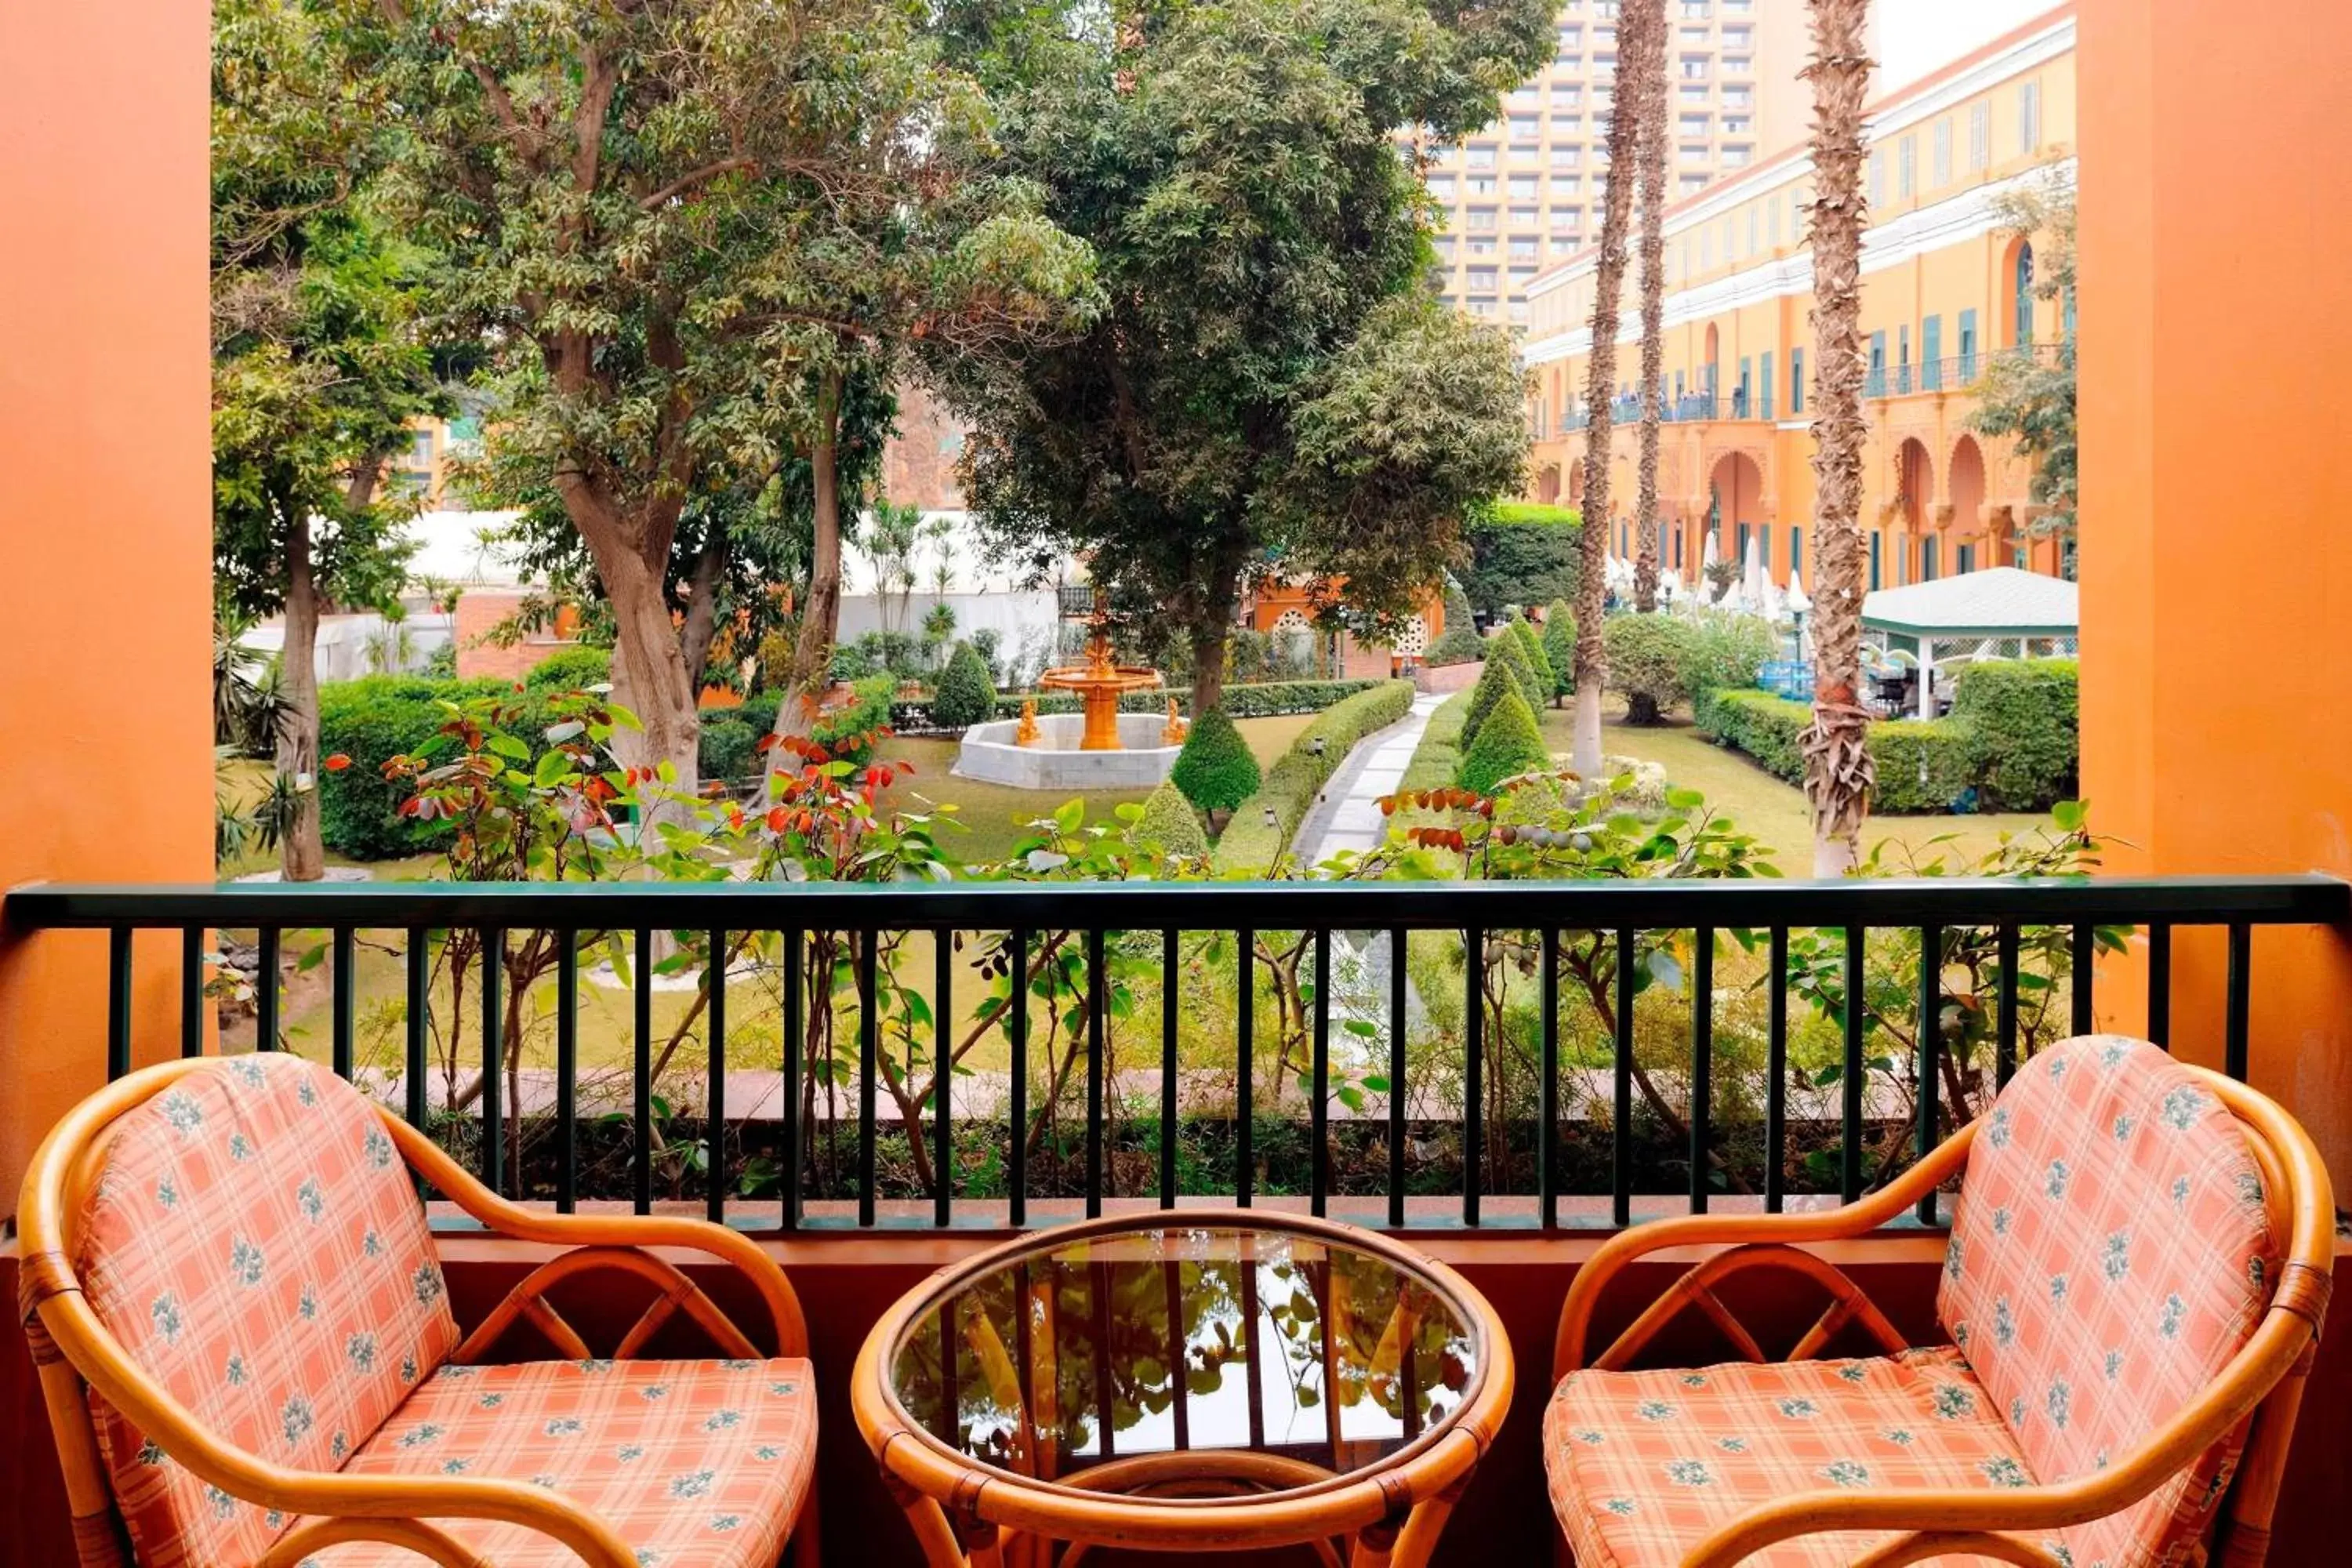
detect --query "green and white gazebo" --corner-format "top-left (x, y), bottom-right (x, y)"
top-left (1860, 567), bottom-right (2078, 717)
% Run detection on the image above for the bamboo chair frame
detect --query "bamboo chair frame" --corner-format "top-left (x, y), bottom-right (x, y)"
top-left (16, 1056), bottom-right (820, 1568)
top-left (852, 1210), bottom-right (1514, 1568)
top-left (1548, 1065), bottom-right (2335, 1568)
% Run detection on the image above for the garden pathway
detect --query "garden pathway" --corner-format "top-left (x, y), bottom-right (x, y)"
top-left (1289, 690), bottom-right (1447, 867)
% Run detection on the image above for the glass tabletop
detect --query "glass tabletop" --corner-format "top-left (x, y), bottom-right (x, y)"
top-left (884, 1222), bottom-right (1482, 1491)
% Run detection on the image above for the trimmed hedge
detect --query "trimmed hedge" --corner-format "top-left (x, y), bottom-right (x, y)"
top-left (886, 678), bottom-right (1384, 730)
top-left (317, 676), bottom-right (496, 858)
top-left (699, 718), bottom-right (763, 784)
top-left (1696, 689), bottom-right (1971, 814)
top-left (1424, 626), bottom-right (1486, 667)
top-left (1953, 658), bottom-right (2078, 809)
top-left (1213, 681), bottom-right (1415, 871)
top-left (1171, 707), bottom-right (1262, 815)
top-left (1132, 781), bottom-right (1210, 859)
top-left (1456, 688), bottom-right (1549, 794)
top-left (522, 644), bottom-right (613, 691)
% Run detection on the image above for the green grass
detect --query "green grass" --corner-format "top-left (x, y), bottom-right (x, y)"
top-left (1537, 705), bottom-right (2049, 867)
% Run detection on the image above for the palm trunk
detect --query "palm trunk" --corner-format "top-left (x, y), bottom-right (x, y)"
top-left (773, 370), bottom-right (846, 757)
top-left (277, 505), bottom-right (325, 883)
top-left (1797, 0), bottom-right (1877, 876)
top-left (1632, 2), bottom-right (1668, 615)
top-left (1572, 0), bottom-right (1656, 774)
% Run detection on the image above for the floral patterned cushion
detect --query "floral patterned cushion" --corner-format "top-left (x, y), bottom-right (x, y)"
top-left (300, 1357), bottom-right (818, 1567)
top-left (1545, 1349), bottom-right (2031, 1567)
top-left (75, 1054), bottom-right (458, 1568)
top-left (1939, 1036), bottom-right (2280, 1568)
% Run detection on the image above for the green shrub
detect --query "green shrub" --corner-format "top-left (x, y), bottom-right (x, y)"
top-left (699, 717), bottom-right (761, 783)
top-left (1455, 688), bottom-right (1550, 793)
top-left (522, 644), bottom-right (613, 691)
top-left (1490, 624), bottom-right (1546, 711)
top-left (811, 677), bottom-right (895, 765)
top-left (1695, 689), bottom-right (1975, 813)
top-left (1675, 611), bottom-right (1777, 706)
top-left (1508, 616), bottom-right (1554, 695)
top-left (1424, 626), bottom-right (1487, 666)
top-left (317, 674), bottom-right (501, 858)
top-left (1541, 600), bottom-right (1577, 699)
top-left (1214, 681), bottom-right (1414, 871)
top-left (1602, 613), bottom-right (1697, 723)
top-left (1459, 649), bottom-right (1530, 748)
top-left (942, 678), bottom-right (1382, 728)
top-left (1132, 781), bottom-right (1210, 859)
top-left (929, 641), bottom-right (998, 730)
top-left (1462, 503), bottom-right (1582, 615)
top-left (1953, 658), bottom-right (2078, 809)
top-left (1171, 706), bottom-right (1261, 815)
top-left (1443, 575), bottom-right (1475, 636)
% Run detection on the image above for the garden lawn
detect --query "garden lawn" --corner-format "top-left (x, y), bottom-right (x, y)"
top-left (1537, 708), bottom-right (2049, 867)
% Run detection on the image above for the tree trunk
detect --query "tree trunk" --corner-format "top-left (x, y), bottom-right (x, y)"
top-left (1632, 0), bottom-right (1668, 615)
top-left (1572, 0), bottom-right (1654, 775)
top-left (1798, 0), bottom-right (1877, 877)
top-left (772, 371), bottom-right (846, 755)
top-left (562, 482), bottom-right (702, 826)
top-left (677, 528), bottom-right (728, 695)
top-left (277, 506), bottom-right (325, 883)
top-left (1186, 537), bottom-right (1245, 717)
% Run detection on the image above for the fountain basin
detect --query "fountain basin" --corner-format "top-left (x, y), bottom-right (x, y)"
top-left (954, 713), bottom-right (1181, 790)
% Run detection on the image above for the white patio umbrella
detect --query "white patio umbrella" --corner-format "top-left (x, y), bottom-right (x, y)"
top-left (1785, 562), bottom-right (1813, 618)
top-left (1741, 532), bottom-right (1766, 606)
top-left (1762, 575), bottom-right (1788, 623)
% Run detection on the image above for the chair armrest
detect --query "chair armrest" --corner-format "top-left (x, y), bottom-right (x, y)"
top-left (383, 1115), bottom-right (808, 1358)
top-left (1681, 1305), bottom-right (2318, 1568)
top-left (1554, 1124), bottom-right (1975, 1377)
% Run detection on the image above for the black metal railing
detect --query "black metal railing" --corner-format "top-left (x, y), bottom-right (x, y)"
top-left (6, 877), bottom-right (2341, 1234)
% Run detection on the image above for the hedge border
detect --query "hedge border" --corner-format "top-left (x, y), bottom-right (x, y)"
top-left (1210, 681), bottom-right (1417, 872)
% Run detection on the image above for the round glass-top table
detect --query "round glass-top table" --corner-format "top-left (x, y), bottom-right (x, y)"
top-left (853, 1212), bottom-right (1512, 1568)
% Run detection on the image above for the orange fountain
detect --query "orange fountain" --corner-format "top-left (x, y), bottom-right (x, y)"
top-left (1038, 585), bottom-right (1163, 750)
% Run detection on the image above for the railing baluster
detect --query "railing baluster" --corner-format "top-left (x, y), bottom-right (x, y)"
top-left (107, 927), bottom-right (132, 1081)
top-left (554, 932), bottom-right (576, 1212)
top-left (330, 926), bottom-right (355, 1077)
top-left (2070, 923), bottom-right (2096, 1035)
top-left (1009, 927), bottom-right (1029, 1227)
top-left (1387, 925), bottom-right (1406, 1229)
top-left (1994, 923), bottom-right (2020, 1088)
top-left (403, 928), bottom-right (429, 1131)
top-left (707, 928), bottom-right (728, 1225)
top-left (1917, 924), bottom-right (1942, 1225)
top-left (858, 928), bottom-right (878, 1228)
top-left (1310, 928), bottom-right (1330, 1218)
top-left (482, 927), bottom-right (505, 1196)
top-left (1613, 928), bottom-right (1634, 1229)
top-left (1690, 927), bottom-right (1713, 1215)
top-left (1462, 926), bottom-right (1482, 1228)
top-left (2226, 922), bottom-right (2252, 1081)
top-left (1160, 928), bottom-right (1178, 1210)
top-left (180, 926), bottom-right (205, 1058)
top-left (1162, 1258), bottom-right (1189, 1450)
top-left (1841, 926), bottom-right (1865, 1203)
top-left (1085, 926), bottom-right (1105, 1219)
top-left (632, 927), bottom-right (651, 1214)
top-left (1765, 927), bottom-right (1788, 1213)
top-left (1236, 926), bottom-right (1254, 1207)
top-left (1539, 927), bottom-right (1559, 1230)
top-left (935, 927), bottom-right (953, 1229)
top-left (782, 930), bottom-right (803, 1232)
top-left (257, 925), bottom-right (281, 1054)
top-left (2146, 923), bottom-right (2172, 1048)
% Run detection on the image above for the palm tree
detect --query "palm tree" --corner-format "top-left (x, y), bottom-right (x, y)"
top-left (1631, 0), bottom-right (1668, 613)
top-left (1797, 0), bottom-right (1875, 875)
top-left (1572, 0), bottom-right (1661, 775)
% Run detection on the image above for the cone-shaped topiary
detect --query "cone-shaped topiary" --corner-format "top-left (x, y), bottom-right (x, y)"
top-left (1456, 687), bottom-right (1550, 794)
top-left (1541, 599), bottom-right (1577, 702)
top-left (1170, 705), bottom-right (1261, 816)
top-left (1460, 644), bottom-right (1528, 745)
top-left (1132, 780), bottom-right (1210, 858)
top-left (1509, 615), bottom-right (1554, 695)
top-left (1486, 622), bottom-right (1545, 712)
top-left (929, 640), bottom-right (998, 729)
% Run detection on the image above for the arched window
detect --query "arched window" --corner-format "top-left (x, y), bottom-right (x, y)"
top-left (2013, 241), bottom-right (2034, 346)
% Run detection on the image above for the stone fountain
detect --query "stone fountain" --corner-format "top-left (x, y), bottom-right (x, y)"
top-left (954, 586), bottom-right (1182, 789)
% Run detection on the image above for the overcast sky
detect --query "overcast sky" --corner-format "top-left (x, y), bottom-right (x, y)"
top-left (1875, 0), bottom-right (2058, 93)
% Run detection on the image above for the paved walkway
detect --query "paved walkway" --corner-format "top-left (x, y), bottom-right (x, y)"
top-left (1290, 691), bottom-right (1448, 866)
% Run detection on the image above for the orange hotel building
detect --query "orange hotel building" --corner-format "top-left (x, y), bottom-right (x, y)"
top-left (1522, 4), bottom-right (2077, 590)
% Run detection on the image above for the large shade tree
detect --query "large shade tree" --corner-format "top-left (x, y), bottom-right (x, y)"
top-left (1797, 0), bottom-right (1876, 874)
top-left (934, 0), bottom-right (1548, 713)
top-left (1571, 0), bottom-right (1661, 771)
top-left (334, 0), bottom-right (1094, 808)
top-left (213, 0), bottom-right (447, 881)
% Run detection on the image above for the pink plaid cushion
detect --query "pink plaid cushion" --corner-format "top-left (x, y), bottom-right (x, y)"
top-left (75, 1055), bottom-right (458, 1568)
top-left (305, 1357), bottom-right (818, 1566)
top-left (1938, 1035), bottom-right (2279, 1568)
top-left (1545, 1349), bottom-right (2029, 1567)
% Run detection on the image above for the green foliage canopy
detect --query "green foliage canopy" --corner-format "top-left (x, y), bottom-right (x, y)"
top-left (1170, 706), bottom-right (1263, 816)
top-left (1459, 504), bottom-right (1583, 618)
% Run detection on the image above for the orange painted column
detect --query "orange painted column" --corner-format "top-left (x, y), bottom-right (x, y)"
top-left (2077, 0), bottom-right (2352, 1188)
top-left (0, 1), bottom-right (216, 1214)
